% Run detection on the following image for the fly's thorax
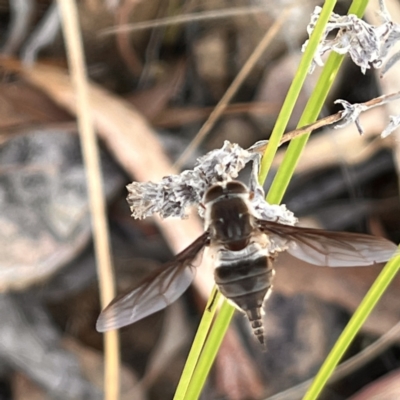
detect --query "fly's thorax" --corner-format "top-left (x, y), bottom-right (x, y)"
top-left (203, 181), bottom-right (251, 224)
top-left (211, 198), bottom-right (255, 245)
top-left (203, 182), bottom-right (257, 249)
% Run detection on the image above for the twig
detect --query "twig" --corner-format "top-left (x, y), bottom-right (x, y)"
top-left (100, 5), bottom-right (270, 35)
top-left (248, 89), bottom-right (400, 155)
top-left (56, 1), bottom-right (120, 400)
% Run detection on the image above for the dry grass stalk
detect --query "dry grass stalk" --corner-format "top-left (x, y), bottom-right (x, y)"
top-left (56, 1), bottom-right (120, 399)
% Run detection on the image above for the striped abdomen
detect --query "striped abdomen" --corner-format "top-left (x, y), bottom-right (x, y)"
top-left (214, 245), bottom-right (274, 345)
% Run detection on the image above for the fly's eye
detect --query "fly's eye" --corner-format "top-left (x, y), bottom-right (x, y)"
top-left (225, 181), bottom-right (248, 194)
top-left (204, 185), bottom-right (224, 203)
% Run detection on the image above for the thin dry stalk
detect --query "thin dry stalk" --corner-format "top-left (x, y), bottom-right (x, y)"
top-left (56, 1), bottom-right (120, 399)
top-left (251, 88), bottom-right (400, 154)
top-left (173, 7), bottom-right (291, 170)
top-left (100, 5), bottom-right (271, 35)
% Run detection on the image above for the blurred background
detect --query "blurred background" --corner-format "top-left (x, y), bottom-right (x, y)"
top-left (0, 0), bottom-right (400, 399)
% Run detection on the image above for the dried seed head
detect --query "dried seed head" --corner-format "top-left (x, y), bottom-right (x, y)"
top-left (127, 141), bottom-right (254, 219)
top-left (304, 3), bottom-right (400, 75)
top-left (126, 140), bottom-right (297, 227)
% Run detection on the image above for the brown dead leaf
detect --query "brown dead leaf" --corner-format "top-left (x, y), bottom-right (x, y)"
top-left (0, 79), bottom-right (72, 130)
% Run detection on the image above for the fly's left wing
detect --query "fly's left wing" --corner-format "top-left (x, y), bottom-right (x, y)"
top-left (96, 232), bottom-right (210, 331)
top-left (256, 219), bottom-right (397, 267)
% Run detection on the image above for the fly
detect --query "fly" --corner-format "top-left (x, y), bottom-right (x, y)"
top-left (96, 180), bottom-right (397, 345)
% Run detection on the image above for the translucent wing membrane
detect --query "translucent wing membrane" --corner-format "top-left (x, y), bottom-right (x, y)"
top-left (256, 219), bottom-right (397, 267)
top-left (96, 267), bottom-right (195, 331)
top-left (97, 232), bottom-right (210, 332)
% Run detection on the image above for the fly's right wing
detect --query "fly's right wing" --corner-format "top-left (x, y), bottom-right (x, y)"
top-left (96, 232), bottom-right (210, 331)
top-left (256, 219), bottom-right (397, 267)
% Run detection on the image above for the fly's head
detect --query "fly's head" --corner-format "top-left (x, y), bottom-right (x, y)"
top-left (203, 180), bottom-right (249, 203)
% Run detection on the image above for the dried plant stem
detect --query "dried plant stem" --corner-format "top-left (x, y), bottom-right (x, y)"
top-left (56, 1), bottom-right (120, 399)
top-left (101, 5), bottom-right (271, 35)
top-left (248, 89), bottom-right (400, 155)
top-left (281, 113), bottom-right (341, 143)
top-left (173, 7), bottom-right (291, 170)
top-left (360, 89), bottom-right (400, 108)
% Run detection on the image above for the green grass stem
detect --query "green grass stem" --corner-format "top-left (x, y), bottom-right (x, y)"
top-left (173, 287), bottom-right (221, 400)
top-left (303, 252), bottom-right (400, 399)
top-left (184, 301), bottom-right (236, 399)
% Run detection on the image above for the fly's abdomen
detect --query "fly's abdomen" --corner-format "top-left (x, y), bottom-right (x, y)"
top-left (214, 255), bottom-right (274, 345)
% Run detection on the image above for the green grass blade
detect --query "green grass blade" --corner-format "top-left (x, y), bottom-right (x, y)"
top-left (303, 251), bottom-right (400, 400)
top-left (266, 50), bottom-right (344, 205)
top-left (184, 301), bottom-right (236, 399)
top-left (173, 286), bottom-right (221, 400)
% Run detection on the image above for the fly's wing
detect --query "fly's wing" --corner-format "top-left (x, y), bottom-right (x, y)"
top-left (97, 267), bottom-right (194, 332)
top-left (256, 219), bottom-right (397, 267)
top-left (96, 232), bottom-right (210, 332)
